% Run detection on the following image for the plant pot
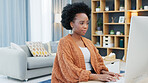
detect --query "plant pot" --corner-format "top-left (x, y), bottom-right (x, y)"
top-left (95, 31), bottom-right (102, 35)
top-left (110, 30), bottom-right (114, 35)
top-left (96, 27), bottom-right (101, 31)
top-left (96, 8), bottom-right (101, 12)
top-left (119, 7), bottom-right (124, 11)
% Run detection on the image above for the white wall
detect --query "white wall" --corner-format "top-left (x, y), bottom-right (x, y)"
top-left (30, 0), bottom-right (52, 42)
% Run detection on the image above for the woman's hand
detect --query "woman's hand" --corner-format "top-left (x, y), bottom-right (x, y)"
top-left (89, 74), bottom-right (116, 82)
top-left (101, 70), bottom-right (122, 80)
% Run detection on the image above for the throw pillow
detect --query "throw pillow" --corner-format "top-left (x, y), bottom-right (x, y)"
top-left (47, 41), bottom-right (59, 56)
top-left (26, 42), bottom-right (50, 57)
top-left (10, 42), bottom-right (28, 56)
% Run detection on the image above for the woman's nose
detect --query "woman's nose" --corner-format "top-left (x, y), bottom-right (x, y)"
top-left (84, 24), bottom-right (88, 28)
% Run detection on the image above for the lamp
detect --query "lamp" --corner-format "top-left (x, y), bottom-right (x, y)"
top-left (54, 13), bottom-right (61, 23)
top-left (54, 13), bottom-right (63, 37)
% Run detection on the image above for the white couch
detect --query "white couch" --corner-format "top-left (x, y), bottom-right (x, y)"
top-left (0, 44), bottom-right (55, 81)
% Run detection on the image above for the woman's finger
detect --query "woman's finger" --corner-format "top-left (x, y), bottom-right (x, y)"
top-left (108, 77), bottom-right (116, 82)
top-left (111, 78), bottom-right (117, 82)
top-left (118, 74), bottom-right (122, 77)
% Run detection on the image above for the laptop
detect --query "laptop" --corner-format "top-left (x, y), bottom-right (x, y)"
top-left (109, 16), bottom-right (148, 83)
top-left (124, 16), bottom-right (148, 83)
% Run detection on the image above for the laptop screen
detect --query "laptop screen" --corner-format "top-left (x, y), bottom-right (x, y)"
top-left (125, 16), bottom-right (148, 83)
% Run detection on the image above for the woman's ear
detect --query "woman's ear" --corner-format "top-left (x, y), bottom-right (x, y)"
top-left (70, 22), bottom-right (73, 29)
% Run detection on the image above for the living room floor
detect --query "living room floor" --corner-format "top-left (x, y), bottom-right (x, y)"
top-left (0, 75), bottom-right (51, 83)
top-left (0, 62), bottom-right (126, 83)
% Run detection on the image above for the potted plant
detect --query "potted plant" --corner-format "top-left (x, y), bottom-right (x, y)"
top-left (119, 5), bottom-right (124, 11)
top-left (140, 6), bottom-right (143, 10)
top-left (96, 6), bottom-right (101, 12)
top-left (95, 18), bottom-right (103, 35)
top-left (97, 18), bottom-right (103, 30)
top-left (110, 30), bottom-right (114, 35)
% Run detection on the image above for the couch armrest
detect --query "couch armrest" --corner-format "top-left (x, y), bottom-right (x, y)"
top-left (0, 48), bottom-right (27, 80)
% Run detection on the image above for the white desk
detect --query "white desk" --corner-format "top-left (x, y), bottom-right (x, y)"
top-left (80, 76), bottom-right (148, 83)
top-left (79, 80), bottom-right (104, 83)
top-left (79, 77), bottom-right (124, 83)
top-left (137, 77), bottom-right (148, 83)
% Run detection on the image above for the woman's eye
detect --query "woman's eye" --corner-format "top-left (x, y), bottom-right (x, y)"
top-left (87, 22), bottom-right (89, 24)
top-left (80, 23), bottom-right (84, 25)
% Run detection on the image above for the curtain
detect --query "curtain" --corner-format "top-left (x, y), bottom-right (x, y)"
top-left (29, 0), bottom-right (52, 42)
top-left (0, 0), bottom-right (30, 47)
top-left (53, 0), bottom-right (72, 41)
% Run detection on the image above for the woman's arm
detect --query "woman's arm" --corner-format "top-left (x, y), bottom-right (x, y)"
top-left (101, 70), bottom-right (122, 80)
top-left (89, 73), bottom-right (116, 82)
top-left (92, 44), bottom-right (109, 72)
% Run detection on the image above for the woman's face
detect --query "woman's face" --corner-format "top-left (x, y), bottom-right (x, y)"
top-left (70, 13), bottom-right (89, 36)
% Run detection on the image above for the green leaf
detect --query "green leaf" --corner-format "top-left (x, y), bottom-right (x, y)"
top-left (97, 18), bottom-right (103, 27)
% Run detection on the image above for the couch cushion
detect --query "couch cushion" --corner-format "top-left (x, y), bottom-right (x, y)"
top-left (47, 41), bottom-right (59, 54)
top-left (43, 43), bottom-right (48, 51)
top-left (26, 42), bottom-right (50, 57)
top-left (20, 44), bottom-right (49, 57)
top-left (10, 43), bottom-right (28, 57)
top-left (20, 45), bottom-right (32, 57)
top-left (27, 56), bottom-right (55, 69)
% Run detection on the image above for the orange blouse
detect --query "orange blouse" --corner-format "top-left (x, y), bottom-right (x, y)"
top-left (51, 34), bottom-right (108, 83)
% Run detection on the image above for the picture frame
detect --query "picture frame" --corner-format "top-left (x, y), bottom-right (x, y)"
top-left (118, 16), bottom-right (125, 23)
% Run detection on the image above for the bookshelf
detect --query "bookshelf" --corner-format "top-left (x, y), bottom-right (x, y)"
top-left (91, 0), bottom-right (148, 61)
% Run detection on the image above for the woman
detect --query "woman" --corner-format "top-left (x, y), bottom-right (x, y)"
top-left (51, 2), bottom-right (121, 83)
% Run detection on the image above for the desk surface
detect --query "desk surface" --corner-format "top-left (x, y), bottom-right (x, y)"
top-left (79, 76), bottom-right (148, 83)
top-left (136, 76), bottom-right (148, 83)
top-left (79, 78), bottom-right (124, 83)
top-left (79, 74), bottom-right (125, 83)
top-left (79, 80), bottom-right (104, 83)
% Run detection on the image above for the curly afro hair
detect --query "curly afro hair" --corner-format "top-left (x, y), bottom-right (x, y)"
top-left (61, 2), bottom-right (91, 30)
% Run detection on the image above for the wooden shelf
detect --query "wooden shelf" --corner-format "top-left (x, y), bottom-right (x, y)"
top-left (91, 0), bottom-right (127, 60)
top-left (104, 11), bottom-right (125, 13)
top-left (104, 23), bottom-right (125, 25)
top-left (93, 11), bottom-right (103, 13)
top-left (110, 47), bottom-right (125, 50)
top-left (92, 34), bottom-right (103, 36)
top-left (92, 0), bottom-right (100, 1)
top-left (127, 10), bottom-right (148, 12)
top-left (93, 11), bottom-right (125, 13)
top-left (93, 34), bottom-right (125, 37)
top-left (127, 10), bottom-right (139, 12)
top-left (91, 0), bottom-right (148, 61)
top-left (96, 46), bottom-right (125, 50)
top-left (137, 10), bottom-right (148, 12)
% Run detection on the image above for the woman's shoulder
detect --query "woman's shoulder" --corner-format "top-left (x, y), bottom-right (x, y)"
top-left (82, 37), bottom-right (96, 48)
top-left (82, 37), bottom-right (93, 43)
top-left (59, 34), bottom-right (73, 45)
